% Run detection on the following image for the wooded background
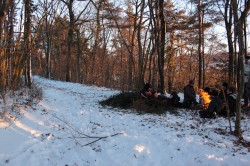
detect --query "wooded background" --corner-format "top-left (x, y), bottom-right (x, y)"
top-left (1, 0), bottom-right (250, 137)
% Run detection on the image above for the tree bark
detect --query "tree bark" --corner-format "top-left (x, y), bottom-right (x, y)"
top-left (232, 0), bottom-right (250, 138)
top-left (65, 0), bottom-right (74, 82)
top-left (45, 0), bottom-right (52, 79)
top-left (137, 0), bottom-right (145, 89)
top-left (24, 0), bottom-right (32, 87)
top-left (198, 0), bottom-right (203, 89)
top-left (155, 0), bottom-right (165, 94)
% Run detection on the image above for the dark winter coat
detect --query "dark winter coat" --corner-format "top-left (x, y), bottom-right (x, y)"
top-left (228, 93), bottom-right (236, 116)
top-left (247, 75), bottom-right (250, 98)
top-left (206, 96), bottom-right (222, 114)
top-left (170, 92), bottom-right (180, 107)
top-left (183, 85), bottom-right (196, 106)
top-left (140, 88), bottom-right (152, 99)
top-left (219, 89), bottom-right (227, 103)
top-left (199, 96), bottom-right (222, 118)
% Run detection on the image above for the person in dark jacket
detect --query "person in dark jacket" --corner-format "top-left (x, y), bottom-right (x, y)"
top-left (204, 87), bottom-right (211, 95)
top-left (227, 86), bottom-right (236, 116)
top-left (219, 82), bottom-right (228, 103)
top-left (219, 86), bottom-right (236, 117)
top-left (183, 80), bottom-right (197, 108)
top-left (242, 82), bottom-right (249, 108)
top-left (199, 89), bottom-right (222, 118)
top-left (140, 83), bottom-right (153, 99)
top-left (169, 91), bottom-right (181, 107)
top-left (219, 82), bottom-right (228, 113)
top-left (242, 72), bottom-right (250, 109)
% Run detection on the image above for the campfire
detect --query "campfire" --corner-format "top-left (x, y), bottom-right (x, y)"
top-left (199, 89), bottom-right (211, 109)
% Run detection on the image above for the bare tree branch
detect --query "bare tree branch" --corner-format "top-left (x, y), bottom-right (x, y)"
top-left (50, 113), bottom-right (123, 147)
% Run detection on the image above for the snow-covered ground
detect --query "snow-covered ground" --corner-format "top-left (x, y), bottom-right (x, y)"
top-left (0, 76), bottom-right (249, 166)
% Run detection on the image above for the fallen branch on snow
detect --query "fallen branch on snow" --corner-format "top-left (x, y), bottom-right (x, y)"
top-left (50, 113), bottom-right (124, 147)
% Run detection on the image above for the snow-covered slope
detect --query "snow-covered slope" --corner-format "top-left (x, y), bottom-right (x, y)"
top-left (0, 76), bottom-right (249, 166)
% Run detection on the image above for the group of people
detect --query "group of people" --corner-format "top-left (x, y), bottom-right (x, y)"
top-left (140, 83), bottom-right (181, 107)
top-left (199, 82), bottom-right (236, 118)
top-left (181, 80), bottom-right (237, 118)
top-left (140, 80), bottom-right (237, 119)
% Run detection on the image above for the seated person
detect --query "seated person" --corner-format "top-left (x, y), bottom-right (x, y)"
top-left (169, 91), bottom-right (181, 107)
top-left (204, 87), bottom-right (211, 95)
top-left (199, 89), bottom-right (222, 118)
top-left (140, 83), bottom-right (158, 99)
top-left (199, 87), bottom-right (211, 109)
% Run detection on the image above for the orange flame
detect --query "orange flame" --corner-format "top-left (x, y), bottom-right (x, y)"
top-left (199, 89), bottom-right (211, 106)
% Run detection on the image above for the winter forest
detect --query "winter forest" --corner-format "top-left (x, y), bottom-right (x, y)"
top-left (1, 0), bottom-right (250, 156)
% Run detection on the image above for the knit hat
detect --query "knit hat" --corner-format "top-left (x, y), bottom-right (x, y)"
top-left (204, 87), bottom-right (210, 93)
top-left (228, 86), bottom-right (236, 93)
top-left (211, 89), bottom-right (219, 96)
top-left (189, 80), bottom-right (194, 84)
top-left (222, 82), bottom-right (228, 88)
top-left (144, 83), bottom-right (151, 90)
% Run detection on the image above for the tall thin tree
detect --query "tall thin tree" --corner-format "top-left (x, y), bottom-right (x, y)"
top-left (232, 0), bottom-right (250, 138)
top-left (24, 0), bottom-right (32, 87)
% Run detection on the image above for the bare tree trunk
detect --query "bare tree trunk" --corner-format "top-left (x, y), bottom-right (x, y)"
top-left (167, 32), bottom-right (175, 93)
top-left (45, 0), bottom-right (51, 79)
top-left (243, 0), bottom-right (248, 60)
top-left (214, 0), bottom-right (234, 84)
top-left (6, 0), bottom-right (14, 87)
top-left (202, 8), bottom-right (205, 88)
top-left (224, 0), bottom-right (234, 84)
top-left (0, 0), bottom-right (10, 101)
top-left (154, 0), bottom-right (165, 94)
top-left (128, 0), bottom-right (138, 90)
top-left (232, 0), bottom-right (250, 138)
top-left (90, 2), bottom-right (100, 84)
top-left (76, 29), bottom-right (81, 83)
top-left (137, 0), bottom-right (145, 89)
top-left (0, 0), bottom-right (10, 27)
top-left (198, 0), bottom-right (203, 89)
top-left (66, 0), bottom-right (74, 82)
top-left (24, 0), bottom-right (32, 87)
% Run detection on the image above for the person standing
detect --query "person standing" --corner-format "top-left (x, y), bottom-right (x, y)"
top-left (219, 82), bottom-right (228, 113)
top-left (219, 82), bottom-right (228, 103)
top-left (243, 58), bottom-right (250, 108)
top-left (241, 73), bottom-right (250, 109)
top-left (227, 86), bottom-right (236, 116)
top-left (183, 80), bottom-right (196, 109)
top-left (243, 82), bottom-right (249, 108)
top-left (247, 74), bottom-right (250, 109)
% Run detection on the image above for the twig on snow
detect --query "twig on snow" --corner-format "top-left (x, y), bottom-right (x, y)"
top-left (50, 113), bottom-right (123, 147)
